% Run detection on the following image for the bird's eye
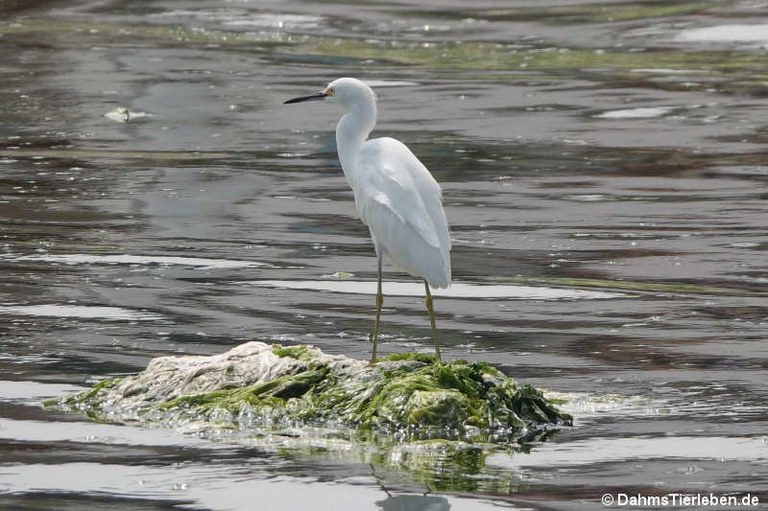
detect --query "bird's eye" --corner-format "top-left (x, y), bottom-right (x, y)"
top-left (326, 87), bottom-right (335, 97)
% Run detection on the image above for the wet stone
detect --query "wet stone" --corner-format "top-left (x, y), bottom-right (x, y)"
top-left (52, 341), bottom-right (572, 442)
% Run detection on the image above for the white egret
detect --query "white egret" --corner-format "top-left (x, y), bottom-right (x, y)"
top-left (285, 78), bottom-right (451, 363)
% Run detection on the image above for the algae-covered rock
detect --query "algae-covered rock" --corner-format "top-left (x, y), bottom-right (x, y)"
top-left (56, 342), bottom-right (571, 442)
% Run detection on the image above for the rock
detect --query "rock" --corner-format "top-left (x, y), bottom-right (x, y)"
top-left (55, 342), bottom-right (572, 442)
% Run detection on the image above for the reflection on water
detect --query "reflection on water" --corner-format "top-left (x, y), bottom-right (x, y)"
top-left (253, 279), bottom-right (626, 299)
top-left (376, 494), bottom-right (449, 511)
top-left (0, 252), bottom-right (263, 269)
top-left (1, 0), bottom-right (766, 509)
top-left (0, 304), bottom-right (163, 321)
top-left (675, 23), bottom-right (768, 45)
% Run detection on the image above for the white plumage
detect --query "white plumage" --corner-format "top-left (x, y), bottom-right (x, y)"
top-left (285, 77), bottom-right (451, 362)
top-left (354, 137), bottom-right (451, 288)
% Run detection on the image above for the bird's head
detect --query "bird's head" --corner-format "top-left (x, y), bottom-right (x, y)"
top-left (284, 77), bottom-right (377, 109)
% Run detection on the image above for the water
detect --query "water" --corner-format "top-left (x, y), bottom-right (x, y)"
top-left (1, 0), bottom-right (766, 509)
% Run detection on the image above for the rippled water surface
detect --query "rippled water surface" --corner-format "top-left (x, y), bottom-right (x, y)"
top-left (1, 0), bottom-right (766, 509)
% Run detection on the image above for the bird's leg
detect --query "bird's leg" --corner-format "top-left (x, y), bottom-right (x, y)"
top-left (423, 281), bottom-right (442, 362)
top-left (370, 253), bottom-right (383, 364)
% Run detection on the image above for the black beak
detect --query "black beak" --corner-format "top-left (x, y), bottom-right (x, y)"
top-left (284, 91), bottom-right (327, 104)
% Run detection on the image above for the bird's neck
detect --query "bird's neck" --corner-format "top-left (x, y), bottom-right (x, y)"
top-left (335, 98), bottom-right (377, 185)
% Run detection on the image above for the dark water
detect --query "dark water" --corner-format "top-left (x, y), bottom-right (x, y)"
top-left (1, 1), bottom-right (766, 509)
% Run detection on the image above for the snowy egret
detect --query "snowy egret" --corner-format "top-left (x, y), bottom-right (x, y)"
top-left (285, 78), bottom-right (451, 363)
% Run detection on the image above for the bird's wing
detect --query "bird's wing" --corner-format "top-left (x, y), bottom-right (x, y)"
top-left (354, 137), bottom-right (450, 251)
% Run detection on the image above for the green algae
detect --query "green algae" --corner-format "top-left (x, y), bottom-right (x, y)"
top-left (163, 359), bottom-right (564, 435)
top-left (3, 13), bottom-right (765, 101)
top-left (458, 1), bottom-right (721, 23)
top-left (3, 15), bottom-right (765, 77)
top-left (54, 342), bottom-right (571, 442)
top-left (49, 343), bottom-right (571, 491)
top-left (304, 38), bottom-right (765, 73)
top-left (271, 344), bottom-right (316, 361)
top-left (161, 365), bottom-right (332, 414)
top-left (383, 352), bottom-right (439, 364)
top-left (65, 377), bottom-right (123, 405)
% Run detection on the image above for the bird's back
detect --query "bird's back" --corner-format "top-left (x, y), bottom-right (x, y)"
top-left (352, 137), bottom-right (451, 288)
